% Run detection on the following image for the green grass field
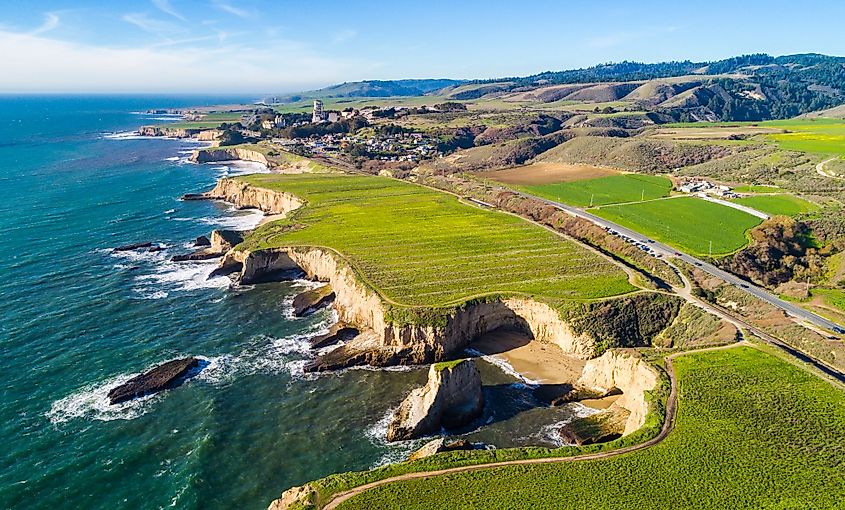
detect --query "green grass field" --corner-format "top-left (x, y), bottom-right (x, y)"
top-left (237, 174), bottom-right (634, 307)
top-left (593, 197), bottom-right (762, 256)
top-left (731, 184), bottom-right (783, 193)
top-left (761, 118), bottom-right (845, 155)
top-left (730, 194), bottom-right (819, 217)
top-left (337, 346), bottom-right (845, 510)
top-left (521, 174), bottom-right (673, 207)
top-left (813, 288), bottom-right (845, 313)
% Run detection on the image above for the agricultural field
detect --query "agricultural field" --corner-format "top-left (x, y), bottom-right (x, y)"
top-left (477, 162), bottom-right (618, 185)
top-left (520, 174), bottom-right (673, 207)
top-left (761, 118), bottom-right (845, 156)
top-left (237, 174), bottom-right (635, 306)
top-left (337, 346), bottom-right (845, 510)
top-left (730, 194), bottom-right (819, 217)
top-left (593, 196), bottom-right (762, 256)
top-left (731, 184), bottom-right (783, 193)
top-left (164, 111), bottom-right (244, 129)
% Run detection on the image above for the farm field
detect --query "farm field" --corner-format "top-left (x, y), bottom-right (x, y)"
top-left (760, 118), bottom-right (845, 156)
top-left (731, 184), bottom-right (783, 193)
top-left (592, 196), bottom-right (762, 256)
top-left (477, 162), bottom-right (618, 185)
top-left (730, 194), bottom-right (819, 217)
top-left (337, 346), bottom-right (845, 510)
top-left (236, 174), bottom-right (635, 306)
top-left (521, 174), bottom-right (673, 207)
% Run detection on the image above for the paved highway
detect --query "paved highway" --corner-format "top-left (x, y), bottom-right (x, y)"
top-left (526, 194), bottom-right (845, 336)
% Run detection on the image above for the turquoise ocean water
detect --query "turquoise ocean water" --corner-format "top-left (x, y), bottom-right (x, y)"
top-left (0, 96), bottom-right (583, 509)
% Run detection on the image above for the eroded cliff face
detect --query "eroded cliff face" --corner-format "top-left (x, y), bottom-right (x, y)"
top-left (205, 178), bottom-right (303, 215)
top-left (575, 350), bottom-right (658, 435)
top-left (386, 359), bottom-right (484, 441)
top-left (138, 126), bottom-right (221, 140)
top-left (216, 245), bottom-right (601, 370)
top-left (190, 147), bottom-right (270, 166)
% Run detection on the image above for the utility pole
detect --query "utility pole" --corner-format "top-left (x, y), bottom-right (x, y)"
top-left (641, 189), bottom-right (645, 201)
top-left (590, 193), bottom-right (594, 207)
top-left (709, 240), bottom-right (712, 258)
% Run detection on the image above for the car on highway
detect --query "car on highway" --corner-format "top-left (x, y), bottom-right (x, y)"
top-left (833, 326), bottom-right (845, 335)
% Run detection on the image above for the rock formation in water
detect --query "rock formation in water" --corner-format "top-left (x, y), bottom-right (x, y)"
top-left (309, 322), bottom-right (359, 349)
top-left (113, 242), bottom-right (154, 252)
top-left (386, 359), bottom-right (484, 441)
top-left (292, 284), bottom-right (335, 317)
top-left (107, 357), bottom-right (200, 405)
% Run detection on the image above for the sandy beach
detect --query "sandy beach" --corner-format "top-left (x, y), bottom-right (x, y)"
top-left (469, 328), bottom-right (586, 385)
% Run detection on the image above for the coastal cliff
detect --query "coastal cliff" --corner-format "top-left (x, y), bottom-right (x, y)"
top-left (138, 125), bottom-right (221, 140)
top-left (208, 177), bottom-right (680, 369)
top-left (205, 178), bottom-right (304, 215)
top-left (217, 244), bottom-right (657, 369)
top-left (558, 349), bottom-right (659, 445)
top-left (190, 146), bottom-right (270, 167)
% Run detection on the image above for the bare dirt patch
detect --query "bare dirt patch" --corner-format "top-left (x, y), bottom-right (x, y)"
top-left (477, 162), bottom-right (619, 185)
top-left (647, 127), bottom-right (782, 140)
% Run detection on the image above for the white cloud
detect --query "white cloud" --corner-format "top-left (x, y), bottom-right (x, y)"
top-left (0, 29), bottom-right (379, 93)
top-left (212, 1), bottom-right (252, 19)
top-left (152, 0), bottom-right (187, 21)
top-left (122, 12), bottom-right (182, 35)
top-left (30, 12), bottom-right (60, 35)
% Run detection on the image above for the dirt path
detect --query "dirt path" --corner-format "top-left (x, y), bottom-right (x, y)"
top-left (320, 342), bottom-right (748, 510)
top-left (816, 157), bottom-right (841, 179)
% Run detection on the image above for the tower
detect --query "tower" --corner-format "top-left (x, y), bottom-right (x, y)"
top-left (312, 99), bottom-right (324, 123)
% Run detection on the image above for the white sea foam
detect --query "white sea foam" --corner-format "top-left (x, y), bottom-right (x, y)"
top-left (465, 348), bottom-right (540, 386)
top-left (536, 403), bottom-right (602, 447)
top-left (164, 156), bottom-right (180, 162)
top-left (134, 259), bottom-right (229, 293)
top-left (46, 357), bottom-right (205, 424)
top-left (366, 406), bottom-right (427, 467)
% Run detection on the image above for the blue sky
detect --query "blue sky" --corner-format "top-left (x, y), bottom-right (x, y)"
top-left (0, 0), bottom-right (842, 93)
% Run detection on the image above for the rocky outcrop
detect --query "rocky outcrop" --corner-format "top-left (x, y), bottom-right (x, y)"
top-left (292, 284), bottom-right (335, 317)
top-left (267, 484), bottom-right (317, 510)
top-left (194, 235), bottom-right (211, 247)
top-left (406, 438), bottom-right (475, 461)
top-left (562, 350), bottom-right (659, 438)
top-left (204, 178), bottom-right (303, 215)
top-left (386, 359), bottom-right (484, 441)
top-left (190, 147), bottom-right (270, 167)
top-left (138, 126), bottom-right (221, 140)
top-left (309, 322), bottom-right (359, 349)
top-left (107, 357), bottom-right (200, 405)
top-left (113, 241), bottom-right (155, 252)
top-left (210, 229), bottom-right (244, 253)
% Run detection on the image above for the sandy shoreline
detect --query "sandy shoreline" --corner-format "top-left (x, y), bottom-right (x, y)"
top-left (468, 328), bottom-right (621, 410)
top-left (469, 328), bottom-right (585, 385)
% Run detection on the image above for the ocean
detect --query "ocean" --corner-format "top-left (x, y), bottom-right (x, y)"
top-left (0, 96), bottom-right (586, 509)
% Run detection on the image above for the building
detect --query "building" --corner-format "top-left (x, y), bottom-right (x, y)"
top-left (326, 111), bottom-right (340, 123)
top-left (312, 100), bottom-right (325, 123)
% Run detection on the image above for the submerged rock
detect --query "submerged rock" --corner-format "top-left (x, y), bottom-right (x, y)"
top-left (386, 359), bottom-right (484, 441)
top-left (309, 322), bottom-right (359, 349)
top-left (113, 242), bottom-right (153, 252)
top-left (107, 357), bottom-right (200, 405)
top-left (292, 284), bottom-right (335, 317)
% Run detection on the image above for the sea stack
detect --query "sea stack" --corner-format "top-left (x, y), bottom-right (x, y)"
top-left (107, 357), bottom-right (201, 405)
top-left (386, 359), bottom-right (484, 441)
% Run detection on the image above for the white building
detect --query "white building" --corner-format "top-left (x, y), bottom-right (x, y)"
top-left (312, 100), bottom-right (325, 123)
